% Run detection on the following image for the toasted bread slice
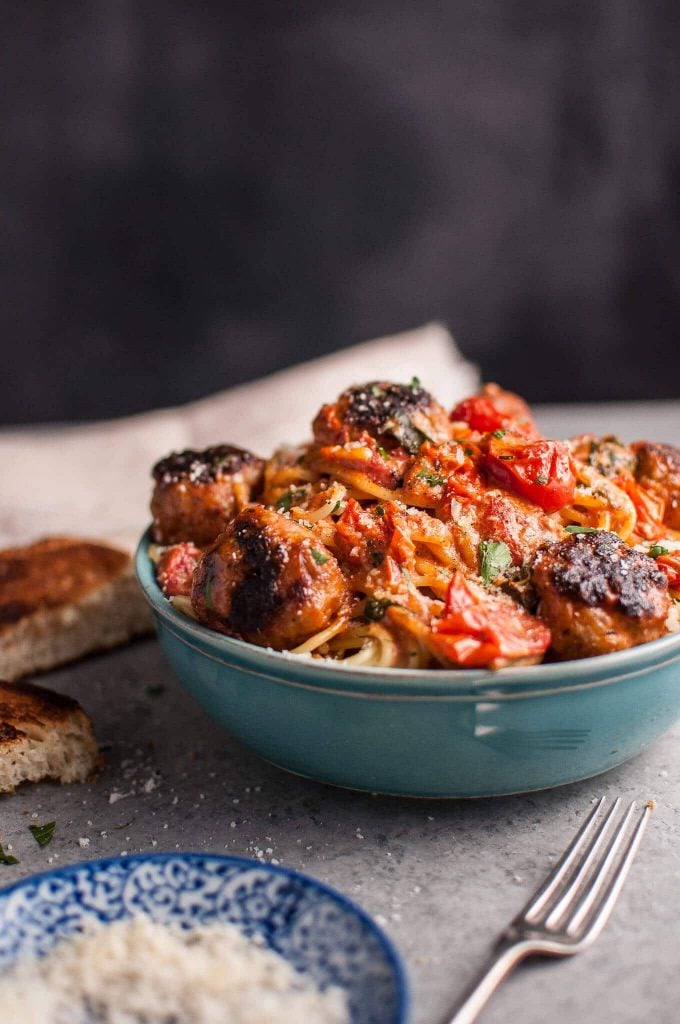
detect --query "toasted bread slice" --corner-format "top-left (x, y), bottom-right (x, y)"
top-left (0, 679), bottom-right (99, 791)
top-left (0, 537), bottom-right (153, 682)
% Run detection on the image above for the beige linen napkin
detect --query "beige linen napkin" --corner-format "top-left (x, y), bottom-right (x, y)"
top-left (0, 323), bottom-right (478, 550)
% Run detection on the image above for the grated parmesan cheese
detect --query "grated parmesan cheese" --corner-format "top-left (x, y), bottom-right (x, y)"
top-left (0, 916), bottom-right (349, 1024)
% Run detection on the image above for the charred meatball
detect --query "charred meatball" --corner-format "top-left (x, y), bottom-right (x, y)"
top-left (532, 531), bottom-right (669, 660)
top-left (633, 441), bottom-right (680, 531)
top-left (312, 381), bottom-right (452, 453)
top-left (151, 445), bottom-right (264, 545)
top-left (191, 505), bottom-right (348, 649)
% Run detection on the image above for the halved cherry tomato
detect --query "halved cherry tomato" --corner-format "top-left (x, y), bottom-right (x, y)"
top-left (481, 435), bottom-right (576, 513)
top-left (450, 396), bottom-right (507, 433)
top-left (429, 571), bottom-right (551, 668)
top-left (451, 386), bottom-right (539, 437)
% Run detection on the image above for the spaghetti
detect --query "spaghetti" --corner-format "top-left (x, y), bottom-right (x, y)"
top-left (150, 381), bottom-right (680, 669)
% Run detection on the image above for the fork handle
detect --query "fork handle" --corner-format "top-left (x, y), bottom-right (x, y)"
top-left (442, 938), bottom-right (536, 1024)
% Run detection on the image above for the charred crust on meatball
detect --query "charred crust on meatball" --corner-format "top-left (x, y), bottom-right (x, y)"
top-left (534, 531), bottom-right (668, 618)
top-left (224, 517), bottom-right (286, 635)
top-left (343, 382), bottom-right (430, 431)
top-left (153, 445), bottom-right (259, 485)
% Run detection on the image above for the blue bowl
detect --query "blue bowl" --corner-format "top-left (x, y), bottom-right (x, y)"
top-left (0, 853), bottom-right (407, 1024)
top-left (136, 530), bottom-right (680, 798)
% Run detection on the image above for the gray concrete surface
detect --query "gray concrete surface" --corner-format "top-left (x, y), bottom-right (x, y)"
top-left (1, 402), bottom-right (679, 1023)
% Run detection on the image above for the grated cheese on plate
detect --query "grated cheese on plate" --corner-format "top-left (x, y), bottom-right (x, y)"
top-left (0, 916), bottom-right (350, 1024)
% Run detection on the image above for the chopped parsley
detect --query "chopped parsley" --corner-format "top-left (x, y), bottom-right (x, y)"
top-left (391, 412), bottom-right (431, 454)
top-left (311, 548), bottom-right (330, 565)
top-left (465, 447), bottom-right (474, 457)
top-left (29, 821), bottom-right (56, 848)
top-left (370, 550), bottom-right (385, 567)
top-left (649, 544), bottom-right (670, 558)
top-left (331, 500), bottom-right (342, 514)
top-left (364, 597), bottom-right (397, 621)
top-left (377, 446), bottom-right (391, 461)
top-left (564, 525), bottom-right (601, 534)
top-left (0, 841), bottom-right (18, 866)
top-left (478, 539), bottom-right (512, 586)
top-left (410, 376), bottom-right (421, 388)
top-left (416, 469), bottom-right (447, 487)
top-left (534, 474), bottom-right (549, 485)
top-left (276, 487), bottom-right (307, 512)
top-left (492, 429), bottom-right (507, 439)
top-left (374, 505), bottom-right (385, 516)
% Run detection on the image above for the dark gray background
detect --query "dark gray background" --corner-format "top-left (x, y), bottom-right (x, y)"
top-left (3, 1), bottom-right (679, 425)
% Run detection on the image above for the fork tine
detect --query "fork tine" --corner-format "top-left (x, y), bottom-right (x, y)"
top-left (521, 796), bottom-right (607, 924)
top-left (542, 797), bottom-right (622, 929)
top-left (565, 801), bottom-right (652, 941)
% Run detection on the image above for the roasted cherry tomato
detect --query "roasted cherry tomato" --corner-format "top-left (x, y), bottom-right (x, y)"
top-left (481, 435), bottom-right (576, 514)
top-left (451, 385), bottom-right (539, 437)
top-left (450, 396), bottom-right (507, 434)
top-left (429, 571), bottom-right (551, 668)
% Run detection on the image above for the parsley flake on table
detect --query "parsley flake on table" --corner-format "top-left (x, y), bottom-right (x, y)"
top-left (0, 841), bottom-right (19, 865)
top-left (29, 821), bottom-right (56, 848)
top-left (478, 539), bottom-right (512, 585)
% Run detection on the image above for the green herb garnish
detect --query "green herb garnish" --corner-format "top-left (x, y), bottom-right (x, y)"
top-left (391, 412), bottom-right (431, 455)
top-left (377, 446), bottom-right (391, 461)
top-left (374, 505), bottom-right (385, 516)
top-left (276, 487), bottom-right (306, 512)
top-left (492, 429), bottom-right (507, 439)
top-left (478, 539), bottom-right (512, 586)
top-left (564, 525), bottom-right (601, 534)
top-left (416, 469), bottom-right (447, 487)
top-left (649, 544), bottom-right (669, 558)
top-left (364, 597), bottom-right (397, 621)
top-left (29, 821), bottom-right (56, 848)
top-left (311, 548), bottom-right (330, 565)
top-left (370, 550), bottom-right (384, 567)
top-left (534, 474), bottom-right (549, 485)
top-left (409, 376), bottom-right (421, 389)
top-left (331, 500), bottom-right (342, 514)
top-left (0, 841), bottom-right (18, 866)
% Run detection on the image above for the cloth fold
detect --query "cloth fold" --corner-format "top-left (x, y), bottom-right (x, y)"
top-left (1, 323), bottom-right (478, 549)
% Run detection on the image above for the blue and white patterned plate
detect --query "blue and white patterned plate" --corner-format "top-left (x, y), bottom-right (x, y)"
top-left (0, 853), bottom-right (408, 1024)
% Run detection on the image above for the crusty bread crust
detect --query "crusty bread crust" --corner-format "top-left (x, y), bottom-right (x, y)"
top-left (0, 537), bottom-right (153, 681)
top-left (0, 679), bottom-right (99, 792)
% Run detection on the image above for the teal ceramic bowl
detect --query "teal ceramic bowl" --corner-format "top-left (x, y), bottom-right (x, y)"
top-left (136, 531), bottom-right (680, 798)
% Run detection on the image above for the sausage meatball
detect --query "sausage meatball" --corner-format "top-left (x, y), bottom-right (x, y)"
top-left (155, 542), bottom-right (202, 598)
top-left (151, 445), bottom-right (264, 545)
top-left (312, 381), bottom-right (452, 453)
top-left (191, 505), bottom-right (348, 649)
top-left (633, 441), bottom-right (680, 531)
top-left (532, 531), bottom-right (669, 660)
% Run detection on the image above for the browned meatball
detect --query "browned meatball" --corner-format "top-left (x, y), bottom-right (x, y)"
top-left (532, 531), bottom-right (669, 660)
top-left (633, 441), bottom-right (680, 530)
top-left (191, 505), bottom-right (348, 649)
top-left (312, 381), bottom-right (452, 454)
top-left (151, 446), bottom-right (264, 545)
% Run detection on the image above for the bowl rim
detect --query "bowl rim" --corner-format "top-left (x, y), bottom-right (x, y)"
top-left (0, 851), bottom-right (409, 1024)
top-left (136, 528), bottom-right (680, 699)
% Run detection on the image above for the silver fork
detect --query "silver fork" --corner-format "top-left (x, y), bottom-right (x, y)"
top-left (444, 796), bottom-right (653, 1024)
